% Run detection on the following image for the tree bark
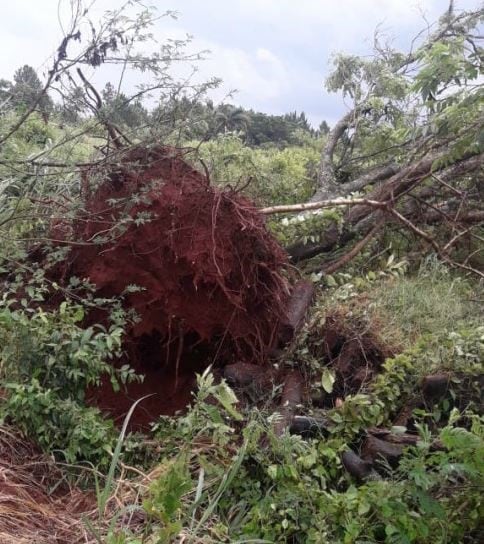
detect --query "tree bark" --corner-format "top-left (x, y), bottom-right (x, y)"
top-left (313, 108), bottom-right (360, 201)
top-left (341, 162), bottom-right (401, 195)
top-left (273, 370), bottom-right (304, 436)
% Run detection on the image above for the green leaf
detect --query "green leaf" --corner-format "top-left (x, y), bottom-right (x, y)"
top-left (213, 382), bottom-right (243, 421)
top-left (321, 369), bottom-right (336, 394)
top-left (358, 500), bottom-right (371, 516)
top-left (391, 425), bottom-right (407, 435)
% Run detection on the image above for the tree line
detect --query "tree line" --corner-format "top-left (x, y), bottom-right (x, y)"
top-left (0, 65), bottom-right (329, 147)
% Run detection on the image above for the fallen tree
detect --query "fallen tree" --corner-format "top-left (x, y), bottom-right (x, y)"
top-left (34, 144), bottom-right (298, 425)
top-left (54, 145), bottom-right (290, 364)
top-left (269, 3), bottom-right (483, 276)
top-left (261, 149), bottom-right (483, 277)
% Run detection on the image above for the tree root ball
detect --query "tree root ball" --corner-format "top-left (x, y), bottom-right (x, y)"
top-left (52, 146), bottom-right (291, 407)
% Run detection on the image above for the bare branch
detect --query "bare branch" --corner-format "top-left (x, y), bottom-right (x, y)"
top-left (259, 197), bottom-right (387, 215)
top-left (322, 217), bottom-right (386, 274)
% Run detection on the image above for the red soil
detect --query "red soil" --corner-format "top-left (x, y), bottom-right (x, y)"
top-left (52, 145), bottom-right (290, 426)
top-left (319, 311), bottom-right (394, 403)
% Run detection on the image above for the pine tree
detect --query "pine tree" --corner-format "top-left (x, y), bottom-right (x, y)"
top-left (12, 65), bottom-right (53, 116)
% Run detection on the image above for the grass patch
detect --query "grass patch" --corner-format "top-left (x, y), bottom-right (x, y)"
top-left (368, 259), bottom-right (482, 346)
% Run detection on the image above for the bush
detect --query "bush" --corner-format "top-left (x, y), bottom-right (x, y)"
top-left (192, 133), bottom-right (319, 205)
top-left (0, 289), bottom-right (135, 467)
top-left (139, 324), bottom-right (483, 543)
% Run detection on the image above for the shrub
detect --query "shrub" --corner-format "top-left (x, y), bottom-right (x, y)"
top-left (141, 325), bottom-right (483, 543)
top-left (0, 291), bottom-right (135, 467)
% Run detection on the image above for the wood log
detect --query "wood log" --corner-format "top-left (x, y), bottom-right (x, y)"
top-left (421, 373), bottom-right (450, 401)
top-left (361, 435), bottom-right (404, 467)
top-left (368, 428), bottom-right (446, 451)
top-left (393, 398), bottom-right (421, 427)
top-left (276, 280), bottom-right (314, 347)
top-left (289, 415), bottom-right (327, 438)
top-left (341, 450), bottom-right (374, 480)
top-left (368, 428), bottom-right (420, 445)
top-left (273, 370), bottom-right (304, 436)
top-left (310, 390), bottom-right (329, 408)
top-left (223, 362), bottom-right (268, 388)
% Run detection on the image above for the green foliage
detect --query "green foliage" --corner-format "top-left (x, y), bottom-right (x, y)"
top-left (370, 258), bottom-right (479, 345)
top-left (244, 109), bottom-right (315, 147)
top-left (152, 97), bottom-right (322, 146)
top-left (0, 111), bottom-right (55, 160)
top-left (101, 82), bottom-right (148, 128)
top-left (307, 256), bottom-right (480, 348)
top-left (318, 415), bottom-right (483, 544)
top-left (270, 207), bottom-right (342, 247)
top-left (137, 307), bottom-right (483, 542)
top-left (0, 4), bottom-right (482, 543)
top-left (322, 6), bottom-right (483, 199)
top-left (414, 37), bottom-right (481, 103)
top-left (0, 286), bottom-right (136, 466)
top-left (193, 133), bottom-right (320, 205)
top-left (153, 368), bottom-right (243, 447)
top-left (11, 112), bottom-right (55, 145)
top-left (4, 382), bottom-right (117, 466)
top-left (326, 51), bottom-right (409, 102)
top-left (329, 324), bottom-right (483, 437)
top-left (0, 110), bottom-right (98, 198)
top-left (140, 323), bottom-right (483, 542)
top-left (145, 370), bottom-right (252, 542)
top-left (144, 455), bottom-right (193, 541)
top-left (412, 26), bottom-right (484, 166)
top-left (10, 64), bottom-right (53, 114)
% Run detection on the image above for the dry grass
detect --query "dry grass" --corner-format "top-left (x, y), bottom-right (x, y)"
top-left (0, 426), bottom-right (98, 543)
top-left (0, 425), bottom-right (155, 544)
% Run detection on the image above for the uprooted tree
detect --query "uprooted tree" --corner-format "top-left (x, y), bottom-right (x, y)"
top-left (0, 1), bottom-right (302, 426)
top-left (0, 2), bottom-right (483, 542)
top-left (264, 3), bottom-right (483, 277)
top-left (0, 0), bottom-right (482, 422)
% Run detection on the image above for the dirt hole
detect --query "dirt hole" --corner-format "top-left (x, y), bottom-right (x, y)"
top-left (312, 310), bottom-right (395, 407)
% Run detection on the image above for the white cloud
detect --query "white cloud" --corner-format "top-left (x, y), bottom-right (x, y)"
top-left (208, 44), bottom-right (290, 103)
top-left (255, 48), bottom-right (278, 64)
top-left (0, 0), bottom-right (481, 126)
top-left (153, 26), bottom-right (292, 108)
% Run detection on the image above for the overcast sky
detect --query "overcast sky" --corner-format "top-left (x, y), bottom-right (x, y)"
top-left (0, 0), bottom-right (481, 126)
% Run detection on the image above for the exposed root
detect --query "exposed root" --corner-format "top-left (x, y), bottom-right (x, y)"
top-left (308, 307), bottom-right (396, 406)
top-left (44, 145), bottom-right (291, 425)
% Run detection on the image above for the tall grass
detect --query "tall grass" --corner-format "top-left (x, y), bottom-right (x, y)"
top-left (372, 259), bottom-right (481, 345)
top-left (85, 395), bottom-right (152, 543)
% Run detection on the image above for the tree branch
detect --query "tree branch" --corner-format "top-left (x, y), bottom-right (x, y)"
top-left (313, 108), bottom-right (361, 201)
top-left (283, 149), bottom-right (482, 263)
top-left (322, 216), bottom-right (386, 274)
top-left (259, 197), bottom-right (387, 215)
